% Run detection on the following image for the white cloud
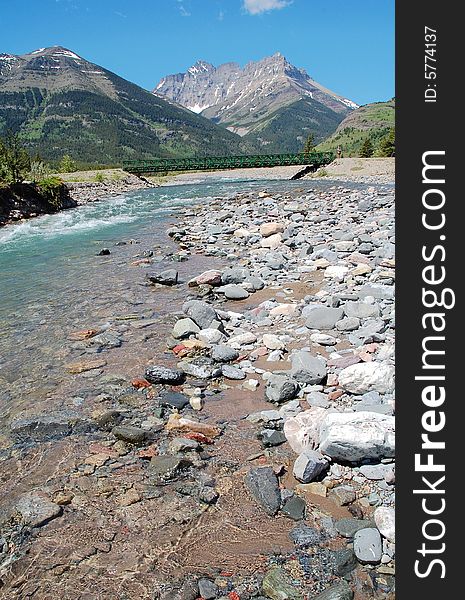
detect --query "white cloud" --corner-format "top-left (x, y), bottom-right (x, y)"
top-left (243, 0), bottom-right (291, 15)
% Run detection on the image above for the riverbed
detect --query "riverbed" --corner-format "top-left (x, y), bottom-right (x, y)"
top-left (0, 176), bottom-right (395, 600)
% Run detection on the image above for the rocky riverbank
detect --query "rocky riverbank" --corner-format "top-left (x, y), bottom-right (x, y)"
top-left (0, 172), bottom-right (155, 227)
top-left (65, 172), bottom-right (157, 205)
top-left (0, 180), bottom-right (395, 599)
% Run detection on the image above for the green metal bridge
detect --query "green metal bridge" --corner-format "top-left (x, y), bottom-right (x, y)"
top-left (122, 152), bottom-right (334, 175)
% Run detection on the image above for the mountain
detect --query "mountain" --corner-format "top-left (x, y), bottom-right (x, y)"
top-left (153, 53), bottom-right (358, 153)
top-left (316, 99), bottom-right (395, 156)
top-left (0, 47), bottom-right (249, 165)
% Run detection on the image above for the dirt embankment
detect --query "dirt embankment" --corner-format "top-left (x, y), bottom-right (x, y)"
top-left (308, 158), bottom-right (395, 182)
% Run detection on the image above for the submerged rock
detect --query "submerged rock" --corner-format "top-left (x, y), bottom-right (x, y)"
top-left (245, 466), bottom-right (281, 516)
top-left (145, 365), bottom-right (185, 385)
top-left (262, 567), bottom-right (303, 600)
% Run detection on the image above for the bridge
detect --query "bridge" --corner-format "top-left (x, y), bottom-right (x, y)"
top-left (122, 151), bottom-right (334, 175)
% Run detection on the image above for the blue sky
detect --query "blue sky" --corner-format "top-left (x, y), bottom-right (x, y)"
top-left (0, 0), bottom-right (394, 105)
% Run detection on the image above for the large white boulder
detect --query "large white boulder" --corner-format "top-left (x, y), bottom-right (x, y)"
top-left (319, 411), bottom-right (395, 462)
top-left (283, 407), bottom-right (328, 454)
top-left (374, 506), bottom-right (395, 542)
top-left (338, 362), bottom-right (394, 394)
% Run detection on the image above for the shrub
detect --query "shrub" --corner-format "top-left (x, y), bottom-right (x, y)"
top-left (94, 172), bottom-right (105, 183)
top-left (28, 160), bottom-right (51, 182)
top-left (36, 176), bottom-right (64, 209)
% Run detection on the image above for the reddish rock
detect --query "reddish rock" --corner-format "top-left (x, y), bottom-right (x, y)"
top-left (131, 378), bottom-right (151, 389)
top-left (138, 445), bottom-right (158, 459)
top-left (328, 389), bottom-right (344, 401)
top-left (184, 432), bottom-right (214, 445)
top-left (327, 355), bottom-right (361, 369)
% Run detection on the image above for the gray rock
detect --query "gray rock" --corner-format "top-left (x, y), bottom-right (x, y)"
top-left (333, 548), bottom-right (358, 576)
top-left (336, 317), bottom-right (360, 332)
top-left (112, 425), bottom-right (147, 444)
top-left (89, 331), bottom-right (122, 349)
top-left (293, 450), bottom-right (328, 483)
top-left (343, 301), bottom-right (380, 320)
top-left (260, 429), bottom-right (287, 447)
top-left (211, 344), bottom-right (239, 363)
top-left (265, 374), bottom-right (299, 403)
top-left (359, 463), bottom-right (391, 480)
top-left (16, 493), bottom-right (62, 528)
top-left (148, 269), bottom-right (179, 286)
top-left (145, 366), bottom-right (185, 385)
top-left (182, 300), bottom-right (218, 329)
top-left (289, 524), bottom-right (324, 547)
top-left (335, 518), bottom-right (376, 539)
top-left (312, 582), bottom-right (353, 600)
top-left (329, 485), bottom-right (356, 506)
top-left (221, 267), bottom-right (250, 284)
top-left (290, 351), bottom-right (327, 384)
top-left (172, 318), bottom-right (200, 339)
top-left (198, 579), bottom-right (219, 600)
top-left (10, 414), bottom-right (74, 443)
top-left (244, 275), bottom-right (265, 290)
top-left (169, 437), bottom-right (200, 453)
top-left (245, 467), bottom-right (281, 516)
top-left (150, 455), bottom-right (192, 481)
top-left (221, 284), bottom-right (249, 300)
top-left (303, 306), bottom-right (344, 330)
top-left (159, 391), bottom-right (190, 410)
top-left (281, 495), bottom-right (306, 521)
top-left (306, 391), bottom-right (330, 408)
top-left (357, 284), bottom-right (394, 300)
top-left (178, 361), bottom-right (219, 379)
top-left (221, 364), bottom-right (246, 380)
top-left (354, 527), bottom-right (382, 564)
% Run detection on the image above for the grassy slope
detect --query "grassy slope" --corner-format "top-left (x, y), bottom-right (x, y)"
top-left (316, 99), bottom-right (395, 156)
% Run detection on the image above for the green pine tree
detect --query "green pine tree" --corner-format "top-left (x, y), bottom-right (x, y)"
top-left (59, 154), bottom-right (77, 173)
top-left (377, 128), bottom-right (395, 157)
top-left (360, 137), bottom-right (374, 158)
top-left (303, 133), bottom-right (315, 155)
top-left (0, 132), bottom-right (31, 184)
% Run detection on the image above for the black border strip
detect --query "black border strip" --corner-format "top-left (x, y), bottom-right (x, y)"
top-left (396, 1), bottom-right (460, 595)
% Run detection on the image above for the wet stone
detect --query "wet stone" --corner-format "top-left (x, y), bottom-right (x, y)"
top-left (145, 366), bottom-right (185, 385)
top-left (150, 456), bottom-right (192, 481)
top-left (260, 429), bottom-right (287, 447)
top-left (281, 495), bottom-right (306, 521)
top-left (211, 344), bottom-right (239, 362)
top-left (312, 582), bottom-right (354, 600)
top-left (333, 548), bottom-right (358, 576)
top-left (112, 425), bottom-right (147, 444)
top-left (147, 269), bottom-right (179, 286)
top-left (262, 567), bottom-right (303, 600)
top-left (244, 466), bottom-right (281, 516)
top-left (159, 391), bottom-right (190, 410)
top-left (335, 518), bottom-right (376, 539)
top-left (289, 524), bottom-right (325, 547)
top-left (198, 579), bottom-right (219, 600)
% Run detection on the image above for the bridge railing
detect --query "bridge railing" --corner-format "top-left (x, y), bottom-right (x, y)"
top-left (122, 152), bottom-right (334, 174)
